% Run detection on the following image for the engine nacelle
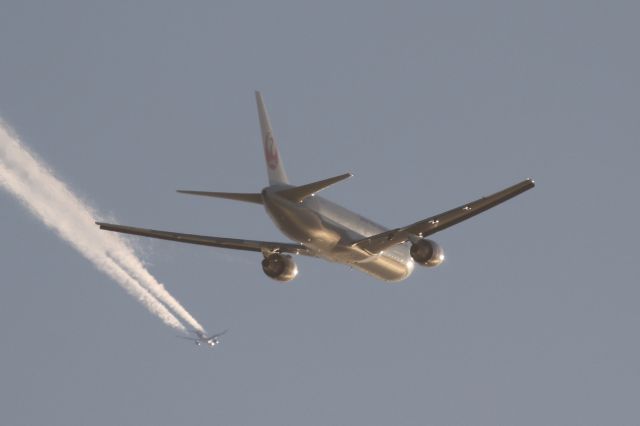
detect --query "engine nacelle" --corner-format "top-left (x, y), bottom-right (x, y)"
top-left (410, 239), bottom-right (445, 267)
top-left (261, 253), bottom-right (299, 282)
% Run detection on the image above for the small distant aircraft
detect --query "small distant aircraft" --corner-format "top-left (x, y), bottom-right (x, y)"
top-left (178, 330), bottom-right (228, 347)
top-left (97, 91), bottom-right (535, 282)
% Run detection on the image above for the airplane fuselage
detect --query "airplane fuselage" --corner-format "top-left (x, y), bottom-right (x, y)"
top-left (261, 186), bottom-right (415, 281)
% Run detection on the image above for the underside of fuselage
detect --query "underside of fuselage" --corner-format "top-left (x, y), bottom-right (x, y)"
top-left (261, 187), bottom-right (415, 281)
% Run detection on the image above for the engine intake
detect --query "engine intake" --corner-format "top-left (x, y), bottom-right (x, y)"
top-left (261, 253), bottom-right (299, 281)
top-left (410, 239), bottom-right (445, 267)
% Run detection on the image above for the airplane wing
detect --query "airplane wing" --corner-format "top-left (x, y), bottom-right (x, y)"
top-left (352, 179), bottom-right (535, 255)
top-left (211, 329), bottom-right (229, 339)
top-left (96, 222), bottom-right (310, 255)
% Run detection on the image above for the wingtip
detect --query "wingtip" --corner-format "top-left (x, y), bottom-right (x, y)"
top-left (340, 172), bottom-right (354, 180)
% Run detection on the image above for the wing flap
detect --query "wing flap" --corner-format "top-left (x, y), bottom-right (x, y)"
top-left (352, 178), bottom-right (535, 254)
top-left (96, 222), bottom-right (309, 255)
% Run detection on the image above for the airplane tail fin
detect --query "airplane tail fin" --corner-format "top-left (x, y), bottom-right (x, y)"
top-left (256, 91), bottom-right (289, 185)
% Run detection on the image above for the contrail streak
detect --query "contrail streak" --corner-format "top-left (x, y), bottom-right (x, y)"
top-left (0, 122), bottom-right (205, 334)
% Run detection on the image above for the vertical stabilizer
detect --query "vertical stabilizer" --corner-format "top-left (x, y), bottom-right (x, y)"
top-left (256, 91), bottom-right (289, 185)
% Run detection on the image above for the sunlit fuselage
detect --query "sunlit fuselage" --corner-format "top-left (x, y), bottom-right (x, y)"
top-left (261, 187), bottom-right (415, 282)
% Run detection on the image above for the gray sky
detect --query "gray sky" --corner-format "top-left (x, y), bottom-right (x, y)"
top-left (1, 1), bottom-right (639, 425)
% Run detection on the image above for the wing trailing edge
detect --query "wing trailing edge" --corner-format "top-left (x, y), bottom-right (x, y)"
top-left (352, 178), bottom-right (535, 254)
top-left (96, 222), bottom-right (309, 255)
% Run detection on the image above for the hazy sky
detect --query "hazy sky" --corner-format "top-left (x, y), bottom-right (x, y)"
top-left (1, 1), bottom-right (639, 425)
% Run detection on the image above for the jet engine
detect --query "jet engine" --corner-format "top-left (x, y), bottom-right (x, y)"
top-left (261, 253), bottom-right (299, 282)
top-left (410, 239), bottom-right (445, 267)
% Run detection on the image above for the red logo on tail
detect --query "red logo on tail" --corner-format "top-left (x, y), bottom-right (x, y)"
top-left (264, 133), bottom-right (279, 170)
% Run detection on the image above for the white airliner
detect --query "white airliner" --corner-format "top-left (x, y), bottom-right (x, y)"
top-left (97, 92), bottom-right (534, 282)
top-left (178, 330), bottom-right (228, 347)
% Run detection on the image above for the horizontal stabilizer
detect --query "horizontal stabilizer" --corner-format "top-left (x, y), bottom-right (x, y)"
top-left (277, 173), bottom-right (353, 203)
top-left (177, 190), bottom-right (263, 204)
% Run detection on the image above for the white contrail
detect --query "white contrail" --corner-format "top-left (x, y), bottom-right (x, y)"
top-left (0, 122), bottom-right (205, 334)
top-left (0, 159), bottom-right (184, 331)
top-left (106, 245), bottom-right (206, 334)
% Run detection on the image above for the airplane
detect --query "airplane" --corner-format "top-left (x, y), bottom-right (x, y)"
top-left (178, 329), bottom-right (228, 347)
top-left (96, 91), bottom-right (535, 282)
